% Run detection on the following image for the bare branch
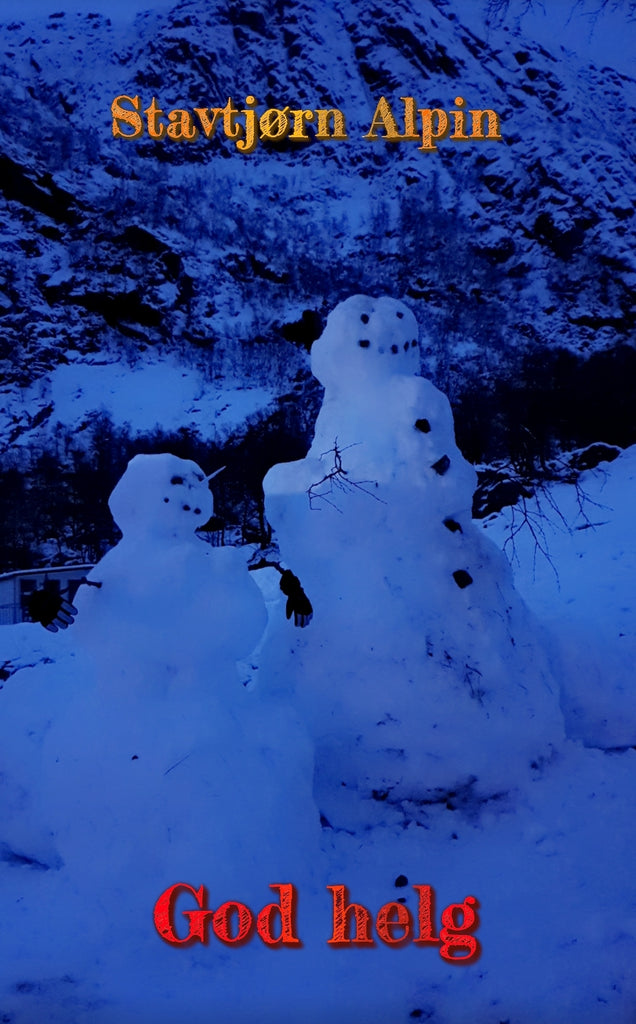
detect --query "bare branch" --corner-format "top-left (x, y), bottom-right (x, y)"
top-left (308, 439), bottom-right (386, 512)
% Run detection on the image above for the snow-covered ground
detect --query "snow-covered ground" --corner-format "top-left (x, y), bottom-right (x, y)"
top-left (483, 446), bottom-right (636, 751)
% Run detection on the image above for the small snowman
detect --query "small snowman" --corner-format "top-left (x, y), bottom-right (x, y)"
top-left (37, 453), bottom-right (318, 907)
top-left (69, 452), bottom-right (267, 691)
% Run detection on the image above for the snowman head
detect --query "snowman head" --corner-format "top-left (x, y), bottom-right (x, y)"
top-left (108, 453), bottom-right (214, 541)
top-left (311, 296), bottom-right (421, 392)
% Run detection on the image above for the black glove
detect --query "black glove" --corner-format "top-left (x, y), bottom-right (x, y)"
top-left (27, 589), bottom-right (77, 633)
top-left (279, 570), bottom-right (313, 628)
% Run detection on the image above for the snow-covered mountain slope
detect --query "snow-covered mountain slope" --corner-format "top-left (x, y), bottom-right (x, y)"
top-left (0, 0), bottom-right (633, 566)
top-left (1, 0), bottom-right (634, 431)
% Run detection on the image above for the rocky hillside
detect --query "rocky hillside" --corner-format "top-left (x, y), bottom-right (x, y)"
top-left (0, 0), bottom-right (634, 566)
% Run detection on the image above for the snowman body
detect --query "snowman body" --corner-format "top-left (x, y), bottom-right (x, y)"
top-left (38, 453), bottom-right (318, 912)
top-left (263, 296), bottom-right (564, 824)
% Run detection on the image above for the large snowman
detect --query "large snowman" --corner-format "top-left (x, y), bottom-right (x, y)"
top-left (263, 296), bottom-right (564, 827)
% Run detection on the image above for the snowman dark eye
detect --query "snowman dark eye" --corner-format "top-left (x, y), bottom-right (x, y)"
top-left (396, 311), bottom-right (404, 319)
top-left (163, 497), bottom-right (169, 503)
top-left (391, 344), bottom-right (398, 354)
top-left (183, 504), bottom-right (191, 511)
top-left (360, 313), bottom-right (369, 324)
top-left (171, 476), bottom-right (184, 485)
top-left (358, 339), bottom-right (370, 348)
